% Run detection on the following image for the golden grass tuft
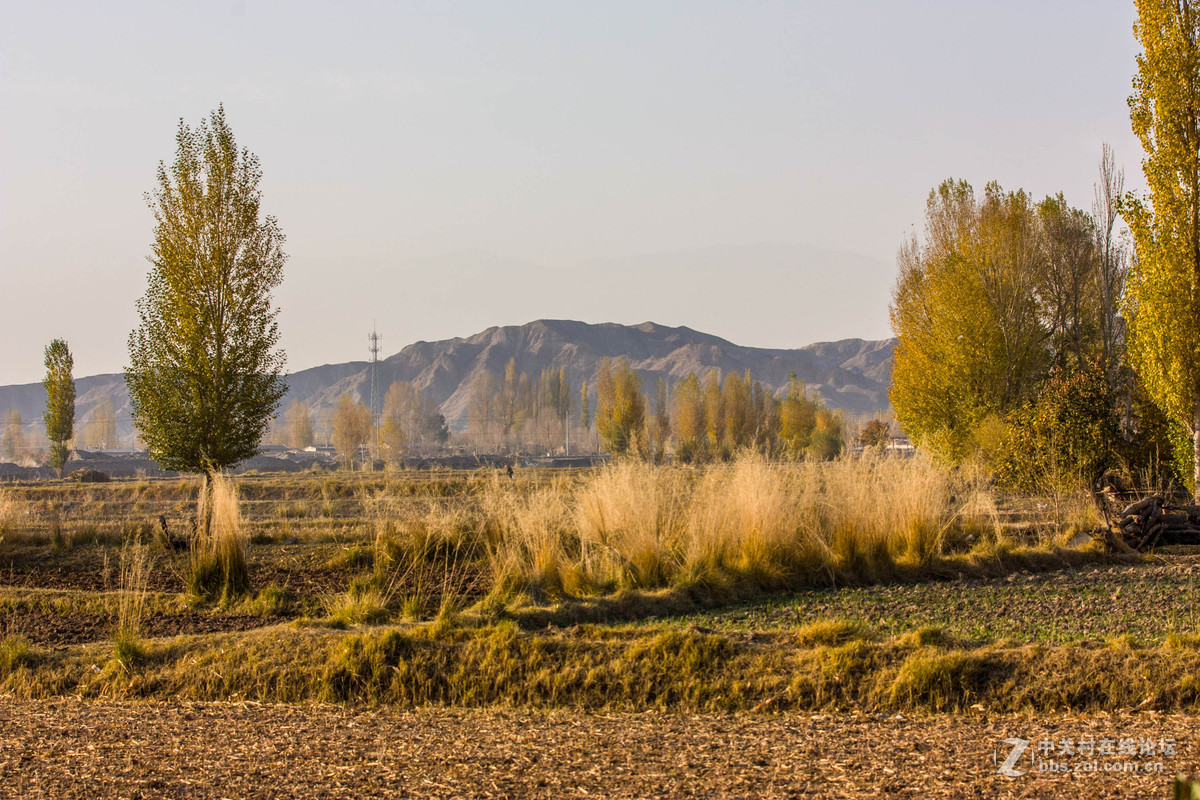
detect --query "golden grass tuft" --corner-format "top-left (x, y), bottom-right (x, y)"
top-left (0, 634), bottom-right (31, 676)
top-left (474, 453), bottom-right (1013, 603)
top-left (113, 537), bottom-right (151, 666)
top-left (326, 586), bottom-right (391, 625)
top-left (187, 473), bottom-right (249, 602)
top-left (0, 489), bottom-right (21, 538)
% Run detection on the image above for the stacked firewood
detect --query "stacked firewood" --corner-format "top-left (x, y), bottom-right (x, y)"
top-left (1107, 494), bottom-right (1200, 550)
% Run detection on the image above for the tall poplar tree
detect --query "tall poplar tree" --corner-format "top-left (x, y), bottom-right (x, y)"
top-left (1124, 0), bottom-right (1200, 495)
top-left (126, 106), bottom-right (287, 531)
top-left (43, 339), bottom-right (75, 477)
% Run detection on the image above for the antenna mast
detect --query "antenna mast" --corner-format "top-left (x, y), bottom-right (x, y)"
top-left (369, 324), bottom-right (381, 461)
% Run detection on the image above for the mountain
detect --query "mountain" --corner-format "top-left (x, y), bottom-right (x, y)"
top-left (0, 320), bottom-right (896, 442)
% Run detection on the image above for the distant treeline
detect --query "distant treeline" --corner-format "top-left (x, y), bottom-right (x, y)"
top-left (2, 398), bottom-right (122, 462)
top-left (277, 356), bottom-right (852, 466)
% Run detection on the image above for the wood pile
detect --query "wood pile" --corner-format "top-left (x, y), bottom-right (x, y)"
top-left (1105, 494), bottom-right (1200, 550)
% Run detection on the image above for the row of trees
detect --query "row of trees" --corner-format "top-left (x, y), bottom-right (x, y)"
top-left (327, 385), bottom-right (451, 468)
top-left (888, 160), bottom-right (1160, 490)
top-left (889, 169), bottom-right (1129, 457)
top-left (1, 398), bottom-right (118, 463)
top-left (466, 359), bottom-right (574, 450)
top-left (270, 360), bottom-right (848, 469)
top-left (892, 0), bottom-right (1200, 502)
top-left (592, 358), bottom-right (844, 462)
top-left (278, 380), bottom-right (452, 467)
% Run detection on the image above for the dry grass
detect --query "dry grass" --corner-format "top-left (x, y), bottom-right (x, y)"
top-left (0, 489), bottom-right (26, 543)
top-left (187, 473), bottom-right (249, 602)
top-left (474, 454), bottom-right (1020, 604)
top-left (112, 538), bottom-right (151, 665)
top-left (0, 459), bottom-right (1106, 630)
top-left (325, 586), bottom-right (392, 625)
top-left (4, 616), bottom-right (1200, 714)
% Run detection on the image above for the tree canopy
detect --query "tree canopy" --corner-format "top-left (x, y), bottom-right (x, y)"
top-left (594, 358), bottom-right (645, 456)
top-left (126, 106), bottom-right (287, 476)
top-left (890, 179), bottom-right (1110, 460)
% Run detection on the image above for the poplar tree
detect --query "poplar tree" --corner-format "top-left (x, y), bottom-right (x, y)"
top-left (332, 394), bottom-right (372, 468)
top-left (579, 379), bottom-right (590, 431)
top-left (43, 339), bottom-right (75, 477)
top-left (84, 397), bottom-right (118, 449)
top-left (670, 373), bottom-right (706, 462)
top-left (126, 106), bottom-right (287, 529)
top-left (284, 399), bottom-right (314, 449)
top-left (594, 358), bottom-right (645, 456)
top-left (2, 411), bottom-right (24, 462)
top-left (1124, 0), bottom-right (1200, 496)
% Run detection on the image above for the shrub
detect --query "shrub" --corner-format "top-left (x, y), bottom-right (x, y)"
top-left (995, 361), bottom-right (1121, 492)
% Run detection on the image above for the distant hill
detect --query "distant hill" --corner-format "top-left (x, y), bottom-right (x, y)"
top-left (0, 320), bottom-right (895, 442)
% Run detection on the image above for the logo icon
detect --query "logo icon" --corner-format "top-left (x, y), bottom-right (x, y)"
top-left (996, 738), bottom-right (1031, 777)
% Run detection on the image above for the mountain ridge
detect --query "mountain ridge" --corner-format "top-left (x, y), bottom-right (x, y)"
top-left (0, 320), bottom-right (896, 441)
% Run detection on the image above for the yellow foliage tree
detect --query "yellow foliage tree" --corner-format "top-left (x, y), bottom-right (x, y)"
top-left (723, 370), bottom-right (754, 451)
top-left (84, 397), bottom-right (118, 449)
top-left (670, 373), bottom-right (705, 462)
top-left (777, 373), bottom-right (817, 456)
top-left (594, 357), bottom-right (645, 456)
top-left (1124, 0), bottom-right (1200, 495)
top-left (1, 410), bottom-right (23, 462)
top-left (890, 180), bottom-right (1058, 459)
top-left (332, 394), bottom-right (372, 468)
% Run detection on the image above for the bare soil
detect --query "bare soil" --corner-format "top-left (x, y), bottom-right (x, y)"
top-left (7, 611), bottom-right (286, 648)
top-left (1, 700), bottom-right (1196, 799)
top-left (0, 543), bottom-right (353, 596)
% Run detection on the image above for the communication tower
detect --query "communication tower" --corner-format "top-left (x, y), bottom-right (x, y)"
top-left (369, 325), bottom-right (381, 457)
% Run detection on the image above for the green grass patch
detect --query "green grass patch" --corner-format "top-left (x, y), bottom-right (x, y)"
top-left (4, 618), bottom-right (1200, 713)
top-left (672, 559), bottom-right (1194, 645)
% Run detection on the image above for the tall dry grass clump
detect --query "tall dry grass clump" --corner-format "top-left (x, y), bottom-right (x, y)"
top-left (187, 473), bottom-right (249, 602)
top-left (480, 473), bottom-right (577, 599)
top-left (476, 453), bottom-right (1004, 600)
top-left (113, 537), bottom-right (151, 665)
top-left (0, 489), bottom-right (22, 542)
top-left (572, 463), bottom-right (691, 591)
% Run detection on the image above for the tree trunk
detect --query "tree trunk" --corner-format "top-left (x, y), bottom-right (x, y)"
top-left (1194, 400), bottom-right (1200, 504)
top-left (198, 468), bottom-right (215, 543)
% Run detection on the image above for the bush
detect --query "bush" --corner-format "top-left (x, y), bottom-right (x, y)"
top-left (995, 362), bottom-right (1120, 492)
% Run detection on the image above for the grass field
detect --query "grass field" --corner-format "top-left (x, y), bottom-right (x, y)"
top-left (2, 456), bottom-right (1198, 797)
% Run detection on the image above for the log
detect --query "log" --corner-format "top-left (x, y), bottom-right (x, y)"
top-left (1121, 495), bottom-right (1165, 517)
top-left (1145, 527), bottom-right (1165, 549)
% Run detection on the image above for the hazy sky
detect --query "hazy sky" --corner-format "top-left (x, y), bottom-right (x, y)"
top-left (1, 1), bottom-right (1144, 385)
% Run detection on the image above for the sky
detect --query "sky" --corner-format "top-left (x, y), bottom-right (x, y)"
top-left (0, 1), bottom-right (1146, 385)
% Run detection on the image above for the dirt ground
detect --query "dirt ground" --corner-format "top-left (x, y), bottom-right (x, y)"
top-left (2, 700), bottom-right (1196, 799)
top-left (9, 611), bottom-right (287, 648)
